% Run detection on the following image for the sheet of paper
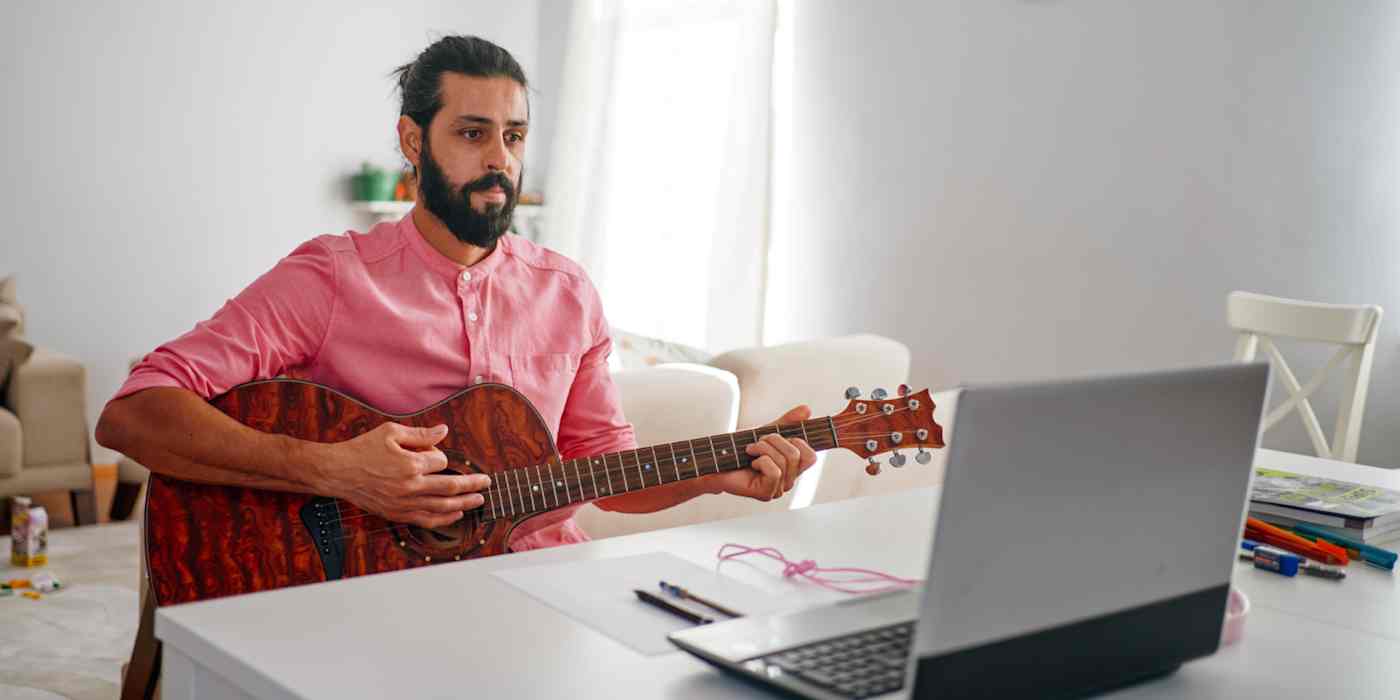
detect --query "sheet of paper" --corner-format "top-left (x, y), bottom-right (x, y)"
top-left (492, 551), bottom-right (792, 655)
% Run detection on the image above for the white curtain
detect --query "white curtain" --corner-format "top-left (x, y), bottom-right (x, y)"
top-left (542, 0), bottom-right (777, 352)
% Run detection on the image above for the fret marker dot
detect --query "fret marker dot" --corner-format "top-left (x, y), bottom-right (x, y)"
top-left (556, 481), bottom-right (563, 487)
top-left (532, 485), bottom-right (539, 492)
top-left (722, 449), bottom-right (728, 455)
top-left (681, 458), bottom-right (689, 463)
top-left (644, 464), bottom-right (652, 470)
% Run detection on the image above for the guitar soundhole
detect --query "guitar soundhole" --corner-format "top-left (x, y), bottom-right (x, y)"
top-left (391, 467), bottom-right (488, 561)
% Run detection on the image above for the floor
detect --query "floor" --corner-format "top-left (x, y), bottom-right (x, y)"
top-left (2, 465), bottom-right (141, 700)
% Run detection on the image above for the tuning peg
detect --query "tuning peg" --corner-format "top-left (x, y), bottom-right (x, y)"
top-left (845, 386), bottom-right (862, 400)
top-left (865, 458), bottom-right (881, 476)
top-left (889, 452), bottom-right (907, 468)
top-left (898, 384), bottom-right (910, 397)
top-left (915, 448), bottom-right (932, 465)
top-left (871, 387), bottom-right (888, 400)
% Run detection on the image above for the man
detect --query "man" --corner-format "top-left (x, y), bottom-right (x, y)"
top-left (95, 35), bottom-right (816, 550)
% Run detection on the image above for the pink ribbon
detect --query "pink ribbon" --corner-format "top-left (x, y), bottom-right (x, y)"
top-left (717, 543), bottom-right (921, 594)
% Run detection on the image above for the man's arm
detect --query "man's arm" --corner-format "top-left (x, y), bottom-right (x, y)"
top-left (96, 387), bottom-right (487, 528)
top-left (97, 239), bottom-right (487, 528)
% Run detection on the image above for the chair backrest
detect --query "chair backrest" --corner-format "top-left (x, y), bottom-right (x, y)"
top-left (1227, 291), bottom-right (1384, 462)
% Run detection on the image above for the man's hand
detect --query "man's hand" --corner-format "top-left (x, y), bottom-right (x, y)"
top-left (313, 422), bottom-right (490, 529)
top-left (705, 405), bottom-right (819, 501)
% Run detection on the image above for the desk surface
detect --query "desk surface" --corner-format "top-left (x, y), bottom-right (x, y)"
top-left (157, 448), bottom-right (1399, 699)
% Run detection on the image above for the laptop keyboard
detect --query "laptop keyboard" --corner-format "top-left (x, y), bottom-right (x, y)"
top-left (754, 622), bottom-right (913, 698)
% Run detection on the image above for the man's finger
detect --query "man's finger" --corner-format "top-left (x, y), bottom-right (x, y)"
top-left (414, 473), bottom-right (491, 496)
top-left (405, 494), bottom-right (480, 514)
top-left (401, 509), bottom-right (463, 529)
top-left (415, 448), bottom-right (450, 474)
top-left (394, 423), bottom-right (450, 449)
top-left (760, 434), bottom-right (801, 491)
top-left (794, 438), bottom-right (817, 474)
top-left (750, 455), bottom-right (783, 500)
top-left (768, 404), bottom-right (812, 426)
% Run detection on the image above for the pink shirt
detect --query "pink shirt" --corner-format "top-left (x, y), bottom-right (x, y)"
top-left (111, 214), bottom-right (636, 551)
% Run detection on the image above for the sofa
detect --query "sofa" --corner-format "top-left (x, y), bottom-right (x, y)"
top-left (0, 276), bottom-right (97, 528)
top-left (574, 332), bottom-right (953, 538)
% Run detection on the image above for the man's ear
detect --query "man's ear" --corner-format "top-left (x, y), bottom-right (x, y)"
top-left (397, 115), bottom-right (422, 170)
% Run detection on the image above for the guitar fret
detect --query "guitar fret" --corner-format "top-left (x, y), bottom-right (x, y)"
top-left (649, 446), bottom-right (663, 485)
top-left (546, 462), bottom-right (559, 506)
top-left (582, 458), bottom-right (597, 499)
top-left (635, 449), bottom-right (649, 487)
top-left (728, 433), bottom-right (742, 471)
top-left (594, 458), bottom-right (610, 495)
top-left (615, 451), bottom-right (628, 490)
top-left (507, 469), bottom-right (520, 515)
top-left (800, 420), bottom-right (811, 444)
top-left (540, 465), bottom-right (550, 508)
top-left (489, 482), bottom-right (499, 519)
top-left (687, 440), bottom-right (699, 477)
top-left (525, 467), bottom-right (538, 511)
top-left (667, 443), bottom-right (681, 481)
top-left (705, 435), bottom-right (720, 474)
top-left (570, 459), bottom-right (585, 501)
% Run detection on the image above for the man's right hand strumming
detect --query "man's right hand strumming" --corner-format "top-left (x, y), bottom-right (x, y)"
top-left (311, 422), bottom-right (491, 529)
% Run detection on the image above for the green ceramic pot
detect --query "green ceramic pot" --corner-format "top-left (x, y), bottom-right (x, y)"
top-left (352, 163), bottom-right (398, 201)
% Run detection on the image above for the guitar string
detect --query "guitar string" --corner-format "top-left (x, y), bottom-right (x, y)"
top-left (318, 406), bottom-right (930, 530)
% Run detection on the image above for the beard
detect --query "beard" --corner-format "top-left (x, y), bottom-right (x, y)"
top-left (418, 133), bottom-right (519, 248)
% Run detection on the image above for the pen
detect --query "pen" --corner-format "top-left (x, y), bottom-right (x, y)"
top-left (659, 580), bottom-right (744, 618)
top-left (634, 589), bottom-right (713, 625)
top-left (1244, 518), bottom-right (1349, 566)
top-left (1291, 523), bottom-right (1397, 572)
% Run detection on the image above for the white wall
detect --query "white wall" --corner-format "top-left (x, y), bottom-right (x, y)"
top-left (767, 1), bottom-right (1400, 466)
top-left (1, 1), bottom-right (540, 464)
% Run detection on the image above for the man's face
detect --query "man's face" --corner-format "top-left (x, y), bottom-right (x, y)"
top-left (413, 73), bottom-right (529, 248)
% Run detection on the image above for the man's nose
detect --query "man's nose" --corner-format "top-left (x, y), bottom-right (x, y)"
top-left (482, 134), bottom-right (511, 174)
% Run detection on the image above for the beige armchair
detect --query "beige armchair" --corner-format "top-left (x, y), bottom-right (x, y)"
top-left (0, 277), bottom-right (96, 528)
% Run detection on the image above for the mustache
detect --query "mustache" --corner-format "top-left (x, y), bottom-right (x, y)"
top-left (461, 171), bottom-right (515, 198)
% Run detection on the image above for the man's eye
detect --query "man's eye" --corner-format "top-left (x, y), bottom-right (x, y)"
top-left (461, 129), bottom-right (481, 139)
top-left (507, 132), bottom-right (524, 143)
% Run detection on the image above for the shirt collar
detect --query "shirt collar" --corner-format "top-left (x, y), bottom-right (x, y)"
top-left (399, 210), bottom-right (514, 280)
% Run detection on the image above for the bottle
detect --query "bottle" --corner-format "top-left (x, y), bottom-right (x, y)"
top-left (10, 496), bottom-right (48, 567)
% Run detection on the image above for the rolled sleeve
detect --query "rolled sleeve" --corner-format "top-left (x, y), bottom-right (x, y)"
top-left (110, 238), bottom-right (338, 402)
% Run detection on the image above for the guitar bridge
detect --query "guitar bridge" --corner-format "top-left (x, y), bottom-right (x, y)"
top-left (299, 497), bottom-right (346, 581)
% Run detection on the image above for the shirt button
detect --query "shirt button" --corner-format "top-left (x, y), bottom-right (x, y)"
top-left (467, 312), bottom-right (478, 322)
top-left (460, 270), bottom-right (471, 282)
top-left (474, 375), bottom-right (485, 384)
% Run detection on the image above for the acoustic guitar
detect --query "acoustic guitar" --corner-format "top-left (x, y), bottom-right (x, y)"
top-left (143, 379), bottom-right (945, 606)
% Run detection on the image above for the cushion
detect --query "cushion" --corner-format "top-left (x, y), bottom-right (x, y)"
top-left (0, 275), bottom-right (23, 338)
top-left (611, 328), bottom-right (712, 370)
top-left (0, 336), bottom-right (33, 403)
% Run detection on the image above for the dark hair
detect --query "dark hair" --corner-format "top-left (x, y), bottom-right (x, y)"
top-left (393, 35), bottom-right (529, 129)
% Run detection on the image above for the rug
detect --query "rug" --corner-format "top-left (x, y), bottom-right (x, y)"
top-left (0, 522), bottom-right (140, 699)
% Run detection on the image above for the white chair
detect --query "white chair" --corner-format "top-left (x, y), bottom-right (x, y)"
top-left (1227, 291), bottom-right (1384, 463)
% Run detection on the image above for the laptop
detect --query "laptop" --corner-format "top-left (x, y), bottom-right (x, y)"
top-left (670, 363), bottom-right (1270, 699)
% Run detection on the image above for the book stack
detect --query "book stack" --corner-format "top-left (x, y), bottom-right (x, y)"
top-left (1250, 468), bottom-right (1400, 544)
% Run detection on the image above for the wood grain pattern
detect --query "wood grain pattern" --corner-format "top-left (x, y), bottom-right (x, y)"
top-left (145, 379), bottom-right (558, 606)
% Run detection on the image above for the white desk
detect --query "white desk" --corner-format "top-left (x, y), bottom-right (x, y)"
top-left (156, 448), bottom-right (1400, 699)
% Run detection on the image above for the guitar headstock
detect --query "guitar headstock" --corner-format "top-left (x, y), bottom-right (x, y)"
top-left (833, 385), bottom-right (945, 475)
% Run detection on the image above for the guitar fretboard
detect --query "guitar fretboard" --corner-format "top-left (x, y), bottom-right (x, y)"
top-left (477, 418), bottom-right (838, 521)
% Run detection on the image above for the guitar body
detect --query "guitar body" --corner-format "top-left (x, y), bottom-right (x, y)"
top-left (145, 379), bottom-right (558, 606)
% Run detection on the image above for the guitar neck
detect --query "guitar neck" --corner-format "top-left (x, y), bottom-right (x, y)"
top-left (479, 417), bottom-right (840, 521)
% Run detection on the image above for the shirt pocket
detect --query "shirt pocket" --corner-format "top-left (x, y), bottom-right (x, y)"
top-left (507, 352), bottom-right (582, 430)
